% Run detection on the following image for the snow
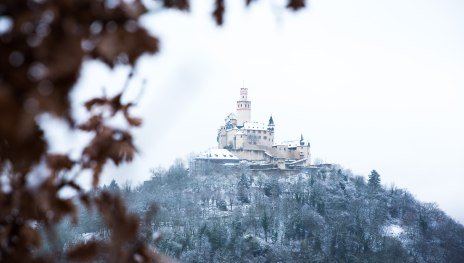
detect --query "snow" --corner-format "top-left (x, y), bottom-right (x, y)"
top-left (383, 224), bottom-right (404, 238)
top-left (81, 232), bottom-right (99, 243)
top-left (226, 113), bottom-right (237, 120)
top-left (243, 122), bottom-right (267, 130)
top-left (198, 149), bottom-right (239, 160)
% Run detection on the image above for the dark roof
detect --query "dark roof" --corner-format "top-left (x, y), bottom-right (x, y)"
top-left (268, 115), bottom-right (274, 125)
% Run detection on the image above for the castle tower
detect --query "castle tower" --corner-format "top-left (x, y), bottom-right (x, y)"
top-left (237, 87), bottom-right (251, 126)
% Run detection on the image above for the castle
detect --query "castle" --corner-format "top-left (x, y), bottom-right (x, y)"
top-left (215, 87), bottom-right (311, 167)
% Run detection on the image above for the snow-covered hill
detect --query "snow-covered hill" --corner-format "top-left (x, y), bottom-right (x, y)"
top-left (62, 162), bottom-right (464, 262)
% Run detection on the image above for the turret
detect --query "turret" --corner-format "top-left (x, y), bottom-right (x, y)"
top-left (267, 115), bottom-right (275, 132)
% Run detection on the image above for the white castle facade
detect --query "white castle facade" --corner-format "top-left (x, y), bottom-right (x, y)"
top-left (216, 88), bottom-right (311, 166)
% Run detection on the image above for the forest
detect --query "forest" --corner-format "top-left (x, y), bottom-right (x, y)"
top-left (57, 161), bottom-right (464, 262)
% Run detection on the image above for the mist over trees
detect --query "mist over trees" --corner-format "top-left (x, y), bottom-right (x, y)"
top-left (65, 162), bottom-right (464, 262)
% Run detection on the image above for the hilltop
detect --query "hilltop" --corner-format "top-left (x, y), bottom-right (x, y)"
top-left (59, 162), bottom-right (464, 262)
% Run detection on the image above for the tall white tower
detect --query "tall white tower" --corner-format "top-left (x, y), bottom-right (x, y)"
top-left (237, 87), bottom-right (251, 126)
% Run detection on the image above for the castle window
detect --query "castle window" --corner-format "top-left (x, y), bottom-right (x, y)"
top-left (264, 136), bottom-right (267, 139)
top-left (258, 136), bottom-right (261, 139)
top-left (258, 130), bottom-right (261, 134)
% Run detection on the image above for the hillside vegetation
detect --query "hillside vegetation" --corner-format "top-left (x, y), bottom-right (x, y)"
top-left (60, 161), bottom-right (464, 262)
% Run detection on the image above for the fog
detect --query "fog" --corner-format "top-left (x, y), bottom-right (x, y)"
top-left (44, 0), bottom-right (464, 222)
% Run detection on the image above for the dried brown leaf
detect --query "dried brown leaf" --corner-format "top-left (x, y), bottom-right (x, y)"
top-left (126, 116), bottom-right (143, 127)
top-left (287, 0), bottom-right (306, 11)
top-left (93, 27), bottom-right (159, 67)
top-left (212, 0), bottom-right (225, 26)
top-left (84, 98), bottom-right (107, 111)
top-left (78, 115), bottom-right (103, 131)
top-left (46, 154), bottom-right (74, 172)
top-left (162, 0), bottom-right (190, 11)
top-left (245, 0), bottom-right (255, 6)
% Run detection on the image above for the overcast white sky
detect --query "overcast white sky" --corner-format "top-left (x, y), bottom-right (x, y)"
top-left (45, 0), bottom-right (464, 222)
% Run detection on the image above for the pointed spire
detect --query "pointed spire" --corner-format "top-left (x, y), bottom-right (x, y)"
top-left (268, 115), bottom-right (274, 126)
top-left (300, 134), bottom-right (304, 145)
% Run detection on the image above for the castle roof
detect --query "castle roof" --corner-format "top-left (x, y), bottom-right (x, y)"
top-left (268, 115), bottom-right (274, 125)
top-left (226, 113), bottom-right (237, 120)
top-left (198, 149), bottom-right (239, 160)
top-left (243, 122), bottom-right (267, 130)
top-left (280, 140), bottom-right (310, 148)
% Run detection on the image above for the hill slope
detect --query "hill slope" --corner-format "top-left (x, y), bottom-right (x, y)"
top-left (69, 162), bottom-right (464, 262)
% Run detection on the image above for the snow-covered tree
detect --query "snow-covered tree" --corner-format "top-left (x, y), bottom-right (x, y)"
top-left (368, 169), bottom-right (381, 188)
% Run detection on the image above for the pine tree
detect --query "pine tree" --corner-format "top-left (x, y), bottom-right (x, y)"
top-left (368, 170), bottom-right (381, 188)
top-left (108, 179), bottom-right (120, 192)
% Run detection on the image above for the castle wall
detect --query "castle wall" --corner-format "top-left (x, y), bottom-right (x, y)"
top-left (242, 129), bottom-right (273, 148)
top-left (230, 149), bottom-right (272, 162)
top-left (218, 128), bottom-right (240, 149)
top-left (270, 145), bottom-right (310, 164)
top-left (237, 108), bottom-right (251, 126)
top-left (227, 129), bottom-right (238, 148)
top-left (217, 128), bottom-right (227, 148)
top-left (235, 133), bottom-right (245, 149)
top-left (271, 145), bottom-right (289, 159)
top-left (221, 128), bottom-right (274, 151)
top-left (221, 129), bottom-right (311, 165)
top-left (297, 145), bottom-right (311, 165)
